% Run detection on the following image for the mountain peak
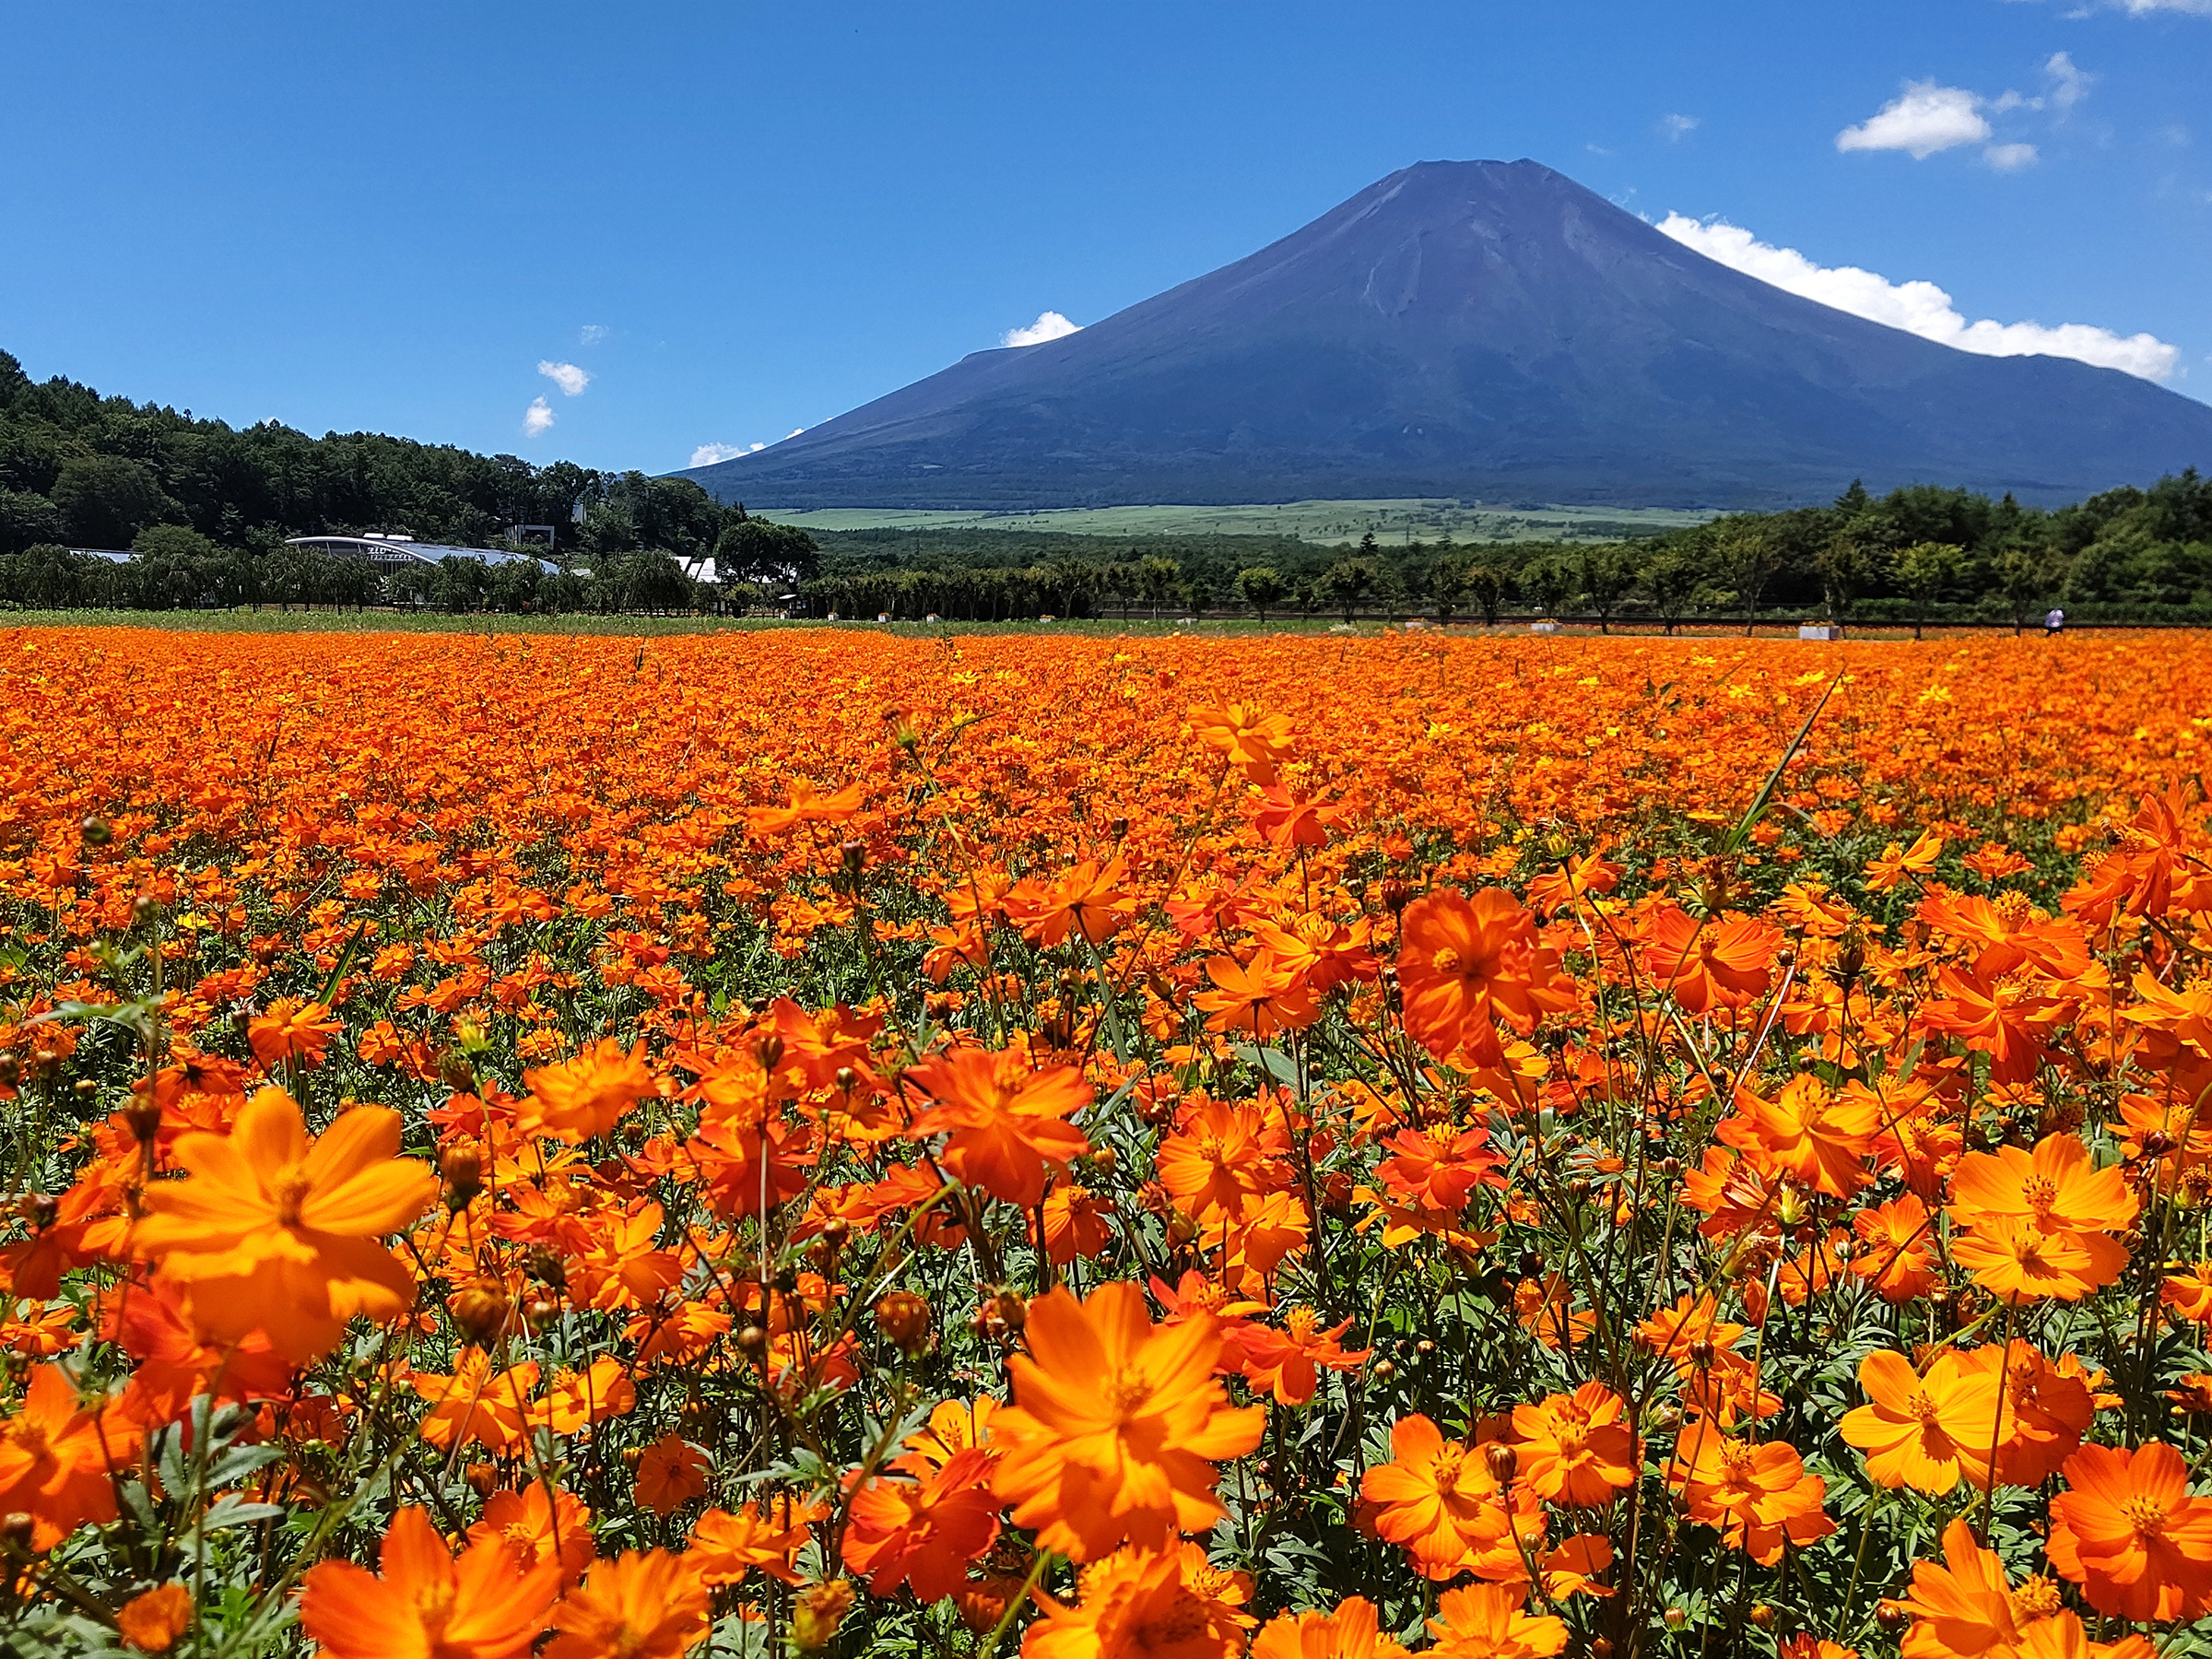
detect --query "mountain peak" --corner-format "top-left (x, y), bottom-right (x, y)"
top-left (682, 161), bottom-right (2212, 511)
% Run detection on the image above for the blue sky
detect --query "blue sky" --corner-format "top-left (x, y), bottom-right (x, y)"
top-left (3, 1), bottom-right (2207, 476)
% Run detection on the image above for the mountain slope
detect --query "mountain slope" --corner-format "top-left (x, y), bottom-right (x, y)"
top-left (682, 159), bottom-right (2212, 511)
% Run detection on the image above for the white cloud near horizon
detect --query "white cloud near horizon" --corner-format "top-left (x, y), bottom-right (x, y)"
top-left (538, 359), bottom-right (591, 396)
top-left (1656, 213), bottom-right (2182, 382)
top-left (1002, 311), bottom-right (1082, 347)
top-left (1837, 82), bottom-right (1991, 158)
top-left (1984, 142), bottom-right (2041, 171)
top-left (578, 324), bottom-right (610, 346)
top-left (689, 441), bottom-right (766, 467)
top-left (1659, 113), bottom-right (1700, 142)
top-left (524, 397), bottom-right (556, 436)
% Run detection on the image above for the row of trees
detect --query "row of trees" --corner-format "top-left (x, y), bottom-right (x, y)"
top-left (795, 470), bottom-right (2212, 629)
top-left (0, 350), bottom-right (818, 583)
top-left (0, 541), bottom-right (779, 618)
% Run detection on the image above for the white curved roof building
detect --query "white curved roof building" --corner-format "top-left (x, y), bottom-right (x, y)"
top-left (284, 535), bottom-right (557, 574)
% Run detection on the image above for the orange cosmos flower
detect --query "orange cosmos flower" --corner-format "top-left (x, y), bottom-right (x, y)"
top-left (902, 1045), bottom-right (1093, 1209)
top-left (1425, 1583), bottom-right (1570, 1659)
top-left (2046, 1441), bottom-right (2212, 1624)
top-left (1023, 1542), bottom-right (1255, 1659)
top-left (1233, 1307), bottom-right (1369, 1406)
top-left (841, 1443), bottom-right (1001, 1604)
top-left (1640, 907), bottom-right (1783, 1015)
top-left (132, 1086), bottom-right (437, 1364)
top-left (1865, 828), bottom-right (1944, 893)
top-left (988, 1282), bottom-right (1264, 1561)
top-left (1246, 784), bottom-right (1345, 851)
top-left (246, 996), bottom-right (344, 1071)
top-left (1511, 1383), bottom-right (1638, 1509)
top-left (543, 1549), bottom-right (711, 1659)
top-left (1669, 1422), bottom-right (1833, 1565)
top-left (410, 1350), bottom-right (540, 1456)
top-left (114, 1583), bottom-right (194, 1653)
top-left (1717, 1074), bottom-right (1878, 1199)
top-left (1918, 968), bottom-right (2068, 1087)
top-left (1850, 1194), bottom-right (1940, 1303)
top-left (300, 1507), bottom-right (559, 1659)
top-left (0, 1363), bottom-right (146, 1548)
top-left (689, 1495), bottom-right (823, 1587)
top-left (1190, 700), bottom-right (1296, 784)
top-left (1952, 1342), bottom-right (2090, 1488)
top-left (1947, 1133), bottom-right (2135, 1300)
top-left (1157, 1097), bottom-right (1288, 1222)
top-left (1193, 950), bottom-right (1322, 1039)
top-left (1397, 888), bottom-right (1574, 1065)
top-left (1251, 1595), bottom-right (1409, 1659)
top-left (1003, 857), bottom-right (1137, 947)
top-left (1840, 1348), bottom-right (2006, 1494)
top-left (1360, 1414), bottom-right (1544, 1583)
top-left (521, 1039), bottom-right (653, 1142)
top-left (1951, 1217), bottom-right (2111, 1303)
top-left (634, 1433), bottom-right (711, 1516)
top-left (1896, 1516), bottom-right (2056, 1659)
top-left (466, 1482), bottom-right (595, 1586)
top-left (1948, 1133), bottom-right (2139, 1236)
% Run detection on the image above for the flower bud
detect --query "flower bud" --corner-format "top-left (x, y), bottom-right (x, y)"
top-left (1484, 1442), bottom-right (1519, 1487)
top-left (441, 1146), bottom-right (484, 1213)
top-left (874, 1289), bottom-right (931, 1354)
top-left (79, 816), bottom-right (112, 847)
top-left (450, 1276), bottom-right (511, 1347)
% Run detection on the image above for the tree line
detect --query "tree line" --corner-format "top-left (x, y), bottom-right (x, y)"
top-left (0, 348), bottom-right (818, 596)
top-left (796, 470), bottom-right (2212, 630)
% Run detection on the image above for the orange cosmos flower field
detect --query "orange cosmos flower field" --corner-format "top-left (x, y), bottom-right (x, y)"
top-left (4, 623), bottom-right (2212, 1659)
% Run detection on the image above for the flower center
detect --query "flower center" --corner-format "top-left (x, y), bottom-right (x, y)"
top-left (1431, 1446), bottom-right (1467, 1496)
top-left (1283, 1307), bottom-right (1321, 1343)
top-left (411, 1580), bottom-right (456, 1639)
top-left (1107, 1368), bottom-right (1154, 1423)
top-left (2123, 1494), bottom-right (2169, 1535)
top-left (269, 1163), bottom-right (315, 1227)
top-left (2019, 1175), bottom-right (2057, 1218)
top-left (2010, 1576), bottom-right (2063, 1621)
top-left (1909, 1390), bottom-right (1942, 1427)
top-left (1430, 947), bottom-right (1465, 977)
top-left (1132, 1591), bottom-right (1207, 1647)
top-left (6, 1419), bottom-right (49, 1459)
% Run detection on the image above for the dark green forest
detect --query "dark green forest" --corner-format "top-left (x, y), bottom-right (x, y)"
top-left (3, 347), bottom-right (2208, 627)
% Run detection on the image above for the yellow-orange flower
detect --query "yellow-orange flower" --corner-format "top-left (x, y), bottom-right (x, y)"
top-left (300, 1506), bottom-right (559, 1659)
top-left (1425, 1583), bottom-right (1569, 1659)
top-left (902, 1045), bottom-right (1093, 1208)
top-left (1840, 1349), bottom-right (2005, 1495)
top-left (1022, 1542), bottom-right (1254, 1659)
top-left (114, 1583), bottom-right (194, 1653)
top-left (521, 1039), bottom-right (653, 1142)
top-left (2046, 1441), bottom-right (2212, 1624)
top-left (132, 1087), bottom-right (436, 1363)
top-left (1511, 1383), bottom-right (1637, 1508)
top-left (543, 1548), bottom-right (711, 1659)
top-left (1251, 1595), bottom-right (1408, 1659)
top-left (1397, 888), bottom-right (1573, 1065)
top-left (989, 1282), bottom-right (1264, 1561)
top-left (0, 1363), bottom-right (146, 1547)
top-left (246, 996), bottom-right (344, 1071)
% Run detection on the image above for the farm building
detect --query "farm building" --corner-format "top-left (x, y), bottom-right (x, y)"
top-left (283, 535), bottom-right (558, 574)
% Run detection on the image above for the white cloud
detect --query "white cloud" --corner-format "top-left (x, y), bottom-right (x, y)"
top-left (1837, 82), bottom-right (1991, 157)
top-left (688, 441), bottom-right (766, 467)
top-left (786, 428), bottom-right (806, 439)
top-left (1659, 113), bottom-right (1700, 142)
top-left (537, 359), bottom-right (591, 397)
top-left (2043, 52), bottom-right (2091, 112)
top-left (579, 324), bottom-right (610, 347)
top-left (2118, 0), bottom-right (2212, 12)
top-left (1002, 311), bottom-right (1082, 347)
top-left (1657, 212), bottom-right (2183, 382)
top-left (1984, 142), bottom-right (2041, 171)
top-left (524, 397), bottom-right (556, 436)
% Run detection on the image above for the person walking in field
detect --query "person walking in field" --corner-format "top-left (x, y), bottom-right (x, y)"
top-left (2044, 606), bottom-right (2065, 636)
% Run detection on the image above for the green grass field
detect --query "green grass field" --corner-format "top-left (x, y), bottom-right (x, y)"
top-left (749, 498), bottom-right (1713, 544)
